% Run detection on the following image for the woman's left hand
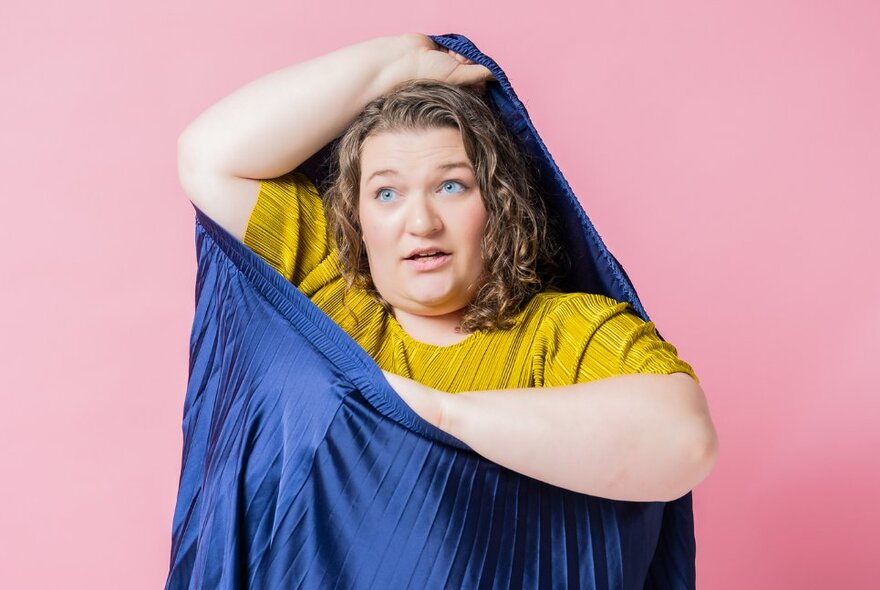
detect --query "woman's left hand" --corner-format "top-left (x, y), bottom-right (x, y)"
top-left (381, 370), bottom-right (450, 432)
top-left (394, 33), bottom-right (495, 89)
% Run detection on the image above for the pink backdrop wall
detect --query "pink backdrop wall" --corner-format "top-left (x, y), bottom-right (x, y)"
top-left (2, 0), bottom-right (877, 587)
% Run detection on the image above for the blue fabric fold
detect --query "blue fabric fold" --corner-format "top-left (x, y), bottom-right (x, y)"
top-left (165, 32), bottom-right (696, 589)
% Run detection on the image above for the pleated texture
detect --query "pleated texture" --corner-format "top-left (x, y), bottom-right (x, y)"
top-left (166, 210), bottom-right (689, 589)
top-left (166, 32), bottom-right (700, 589)
top-left (243, 171), bottom-right (698, 392)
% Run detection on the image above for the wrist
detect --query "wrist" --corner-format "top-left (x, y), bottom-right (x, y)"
top-left (368, 33), bottom-right (432, 97)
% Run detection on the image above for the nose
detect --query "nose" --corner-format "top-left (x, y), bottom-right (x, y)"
top-left (404, 193), bottom-right (442, 236)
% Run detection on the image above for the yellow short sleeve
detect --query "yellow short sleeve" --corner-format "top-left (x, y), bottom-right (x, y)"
top-left (243, 170), bottom-right (334, 287)
top-left (542, 294), bottom-right (700, 385)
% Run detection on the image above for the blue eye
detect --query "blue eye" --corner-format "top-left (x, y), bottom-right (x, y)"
top-left (375, 188), bottom-right (396, 202)
top-left (440, 180), bottom-right (466, 194)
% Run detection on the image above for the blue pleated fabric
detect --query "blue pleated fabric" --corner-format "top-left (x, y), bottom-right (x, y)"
top-left (165, 33), bottom-right (696, 590)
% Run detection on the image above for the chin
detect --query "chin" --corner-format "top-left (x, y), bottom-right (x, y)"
top-left (399, 297), bottom-right (462, 315)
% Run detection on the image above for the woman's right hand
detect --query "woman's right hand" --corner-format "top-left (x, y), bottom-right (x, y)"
top-left (393, 33), bottom-right (496, 88)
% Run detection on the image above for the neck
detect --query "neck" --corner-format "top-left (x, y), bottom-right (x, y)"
top-left (392, 307), bottom-right (471, 346)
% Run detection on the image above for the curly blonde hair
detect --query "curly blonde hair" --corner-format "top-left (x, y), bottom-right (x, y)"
top-left (322, 79), bottom-right (569, 334)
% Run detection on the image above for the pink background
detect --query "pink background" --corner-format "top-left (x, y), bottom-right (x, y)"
top-left (2, 1), bottom-right (878, 588)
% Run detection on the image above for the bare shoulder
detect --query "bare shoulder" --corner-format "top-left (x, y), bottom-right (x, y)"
top-left (179, 168), bottom-right (262, 242)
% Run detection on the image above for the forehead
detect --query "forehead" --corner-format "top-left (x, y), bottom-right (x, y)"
top-left (360, 127), bottom-right (472, 178)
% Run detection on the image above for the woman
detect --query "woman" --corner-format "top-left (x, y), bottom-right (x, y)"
top-left (178, 32), bottom-right (717, 504)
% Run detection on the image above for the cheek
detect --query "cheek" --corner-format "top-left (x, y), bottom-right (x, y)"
top-left (358, 203), bottom-right (377, 243)
top-left (464, 205), bottom-right (490, 246)
top-left (359, 210), bottom-right (392, 265)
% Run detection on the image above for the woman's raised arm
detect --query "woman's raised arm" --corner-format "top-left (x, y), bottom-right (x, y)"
top-left (177, 33), bottom-right (493, 239)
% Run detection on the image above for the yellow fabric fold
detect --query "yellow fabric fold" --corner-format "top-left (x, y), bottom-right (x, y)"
top-left (243, 171), bottom-right (699, 392)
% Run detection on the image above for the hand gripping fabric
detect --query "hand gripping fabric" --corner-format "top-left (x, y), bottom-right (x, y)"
top-left (165, 33), bottom-right (697, 590)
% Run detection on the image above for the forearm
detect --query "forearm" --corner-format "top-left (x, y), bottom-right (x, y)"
top-left (444, 373), bottom-right (718, 502)
top-left (178, 34), bottom-right (414, 179)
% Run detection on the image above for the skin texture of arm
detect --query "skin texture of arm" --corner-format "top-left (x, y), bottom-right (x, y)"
top-left (382, 370), bottom-right (718, 503)
top-left (176, 33), bottom-right (493, 240)
top-left (178, 33), bottom-right (493, 181)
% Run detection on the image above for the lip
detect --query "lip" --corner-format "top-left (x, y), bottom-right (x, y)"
top-left (403, 252), bottom-right (452, 271)
top-left (404, 246), bottom-right (452, 259)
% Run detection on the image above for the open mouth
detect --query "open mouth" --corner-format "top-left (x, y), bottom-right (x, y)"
top-left (405, 252), bottom-right (450, 260)
top-left (404, 252), bottom-right (452, 270)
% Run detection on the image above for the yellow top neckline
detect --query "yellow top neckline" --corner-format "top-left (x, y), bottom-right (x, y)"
top-left (383, 293), bottom-right (550, 352)
top-left (385, 309), bottom-right (486, 351)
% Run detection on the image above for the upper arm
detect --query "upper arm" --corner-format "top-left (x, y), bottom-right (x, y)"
top-left (179, 168), bottom-right (261, 242)
top-left (177, 134), bottom-right (261, 242)
top-left (178, 133), bottom-right (334, 286)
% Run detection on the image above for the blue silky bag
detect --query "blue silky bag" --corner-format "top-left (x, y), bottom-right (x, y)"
top-left (165, 33), bottom-right (697, 589)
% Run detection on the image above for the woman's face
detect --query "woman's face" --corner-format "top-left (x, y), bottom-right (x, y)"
top-left (358, 127), bottom-right (489, 319)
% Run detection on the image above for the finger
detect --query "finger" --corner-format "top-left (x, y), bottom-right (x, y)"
top-left (447, 50), bottom-right (469, 65)
top-left (450, 63), bottom-right (496, 86)
top-left (475, 64), bottom-right (495, 81)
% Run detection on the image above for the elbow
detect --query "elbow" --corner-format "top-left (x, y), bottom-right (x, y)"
top-left (662, 375), bottom-right (719, 501)
top-left (178, 131), bottom-right (205, 177)
top-left (177, 126), bottom-right (224, 177)
top-left (601, 426), bottom-right (719, 503)
top-left (176, 133), bottom-right (222, 207)
top-left (691, 427), bottom-right (720, 484)
top-left (663, 425), bottom-right (720, 502)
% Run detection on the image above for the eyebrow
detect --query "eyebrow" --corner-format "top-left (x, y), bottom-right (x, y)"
top-left (364, 161), bottom-right (475, 184)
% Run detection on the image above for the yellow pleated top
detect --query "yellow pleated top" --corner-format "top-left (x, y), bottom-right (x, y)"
top-left (243, 171), bottom-right (699, 393)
